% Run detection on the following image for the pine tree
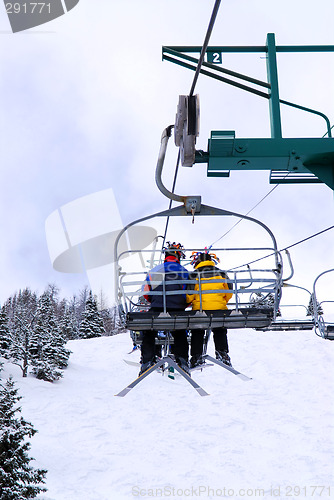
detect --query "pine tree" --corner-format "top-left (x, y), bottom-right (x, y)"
top-left (59, 303), bottom-right (79, 341)
top-left (4, 289), bottom-right (38, 378)
top-left (29, 288), bottom-right (71, 382)
top-left (0, 377), bottom-right (47, 499)
top-left (0, 307), bottom-right (11, 358)
top-left (250, 292), bottom-right (282, 316)
top-left (100, 307), bottom-right (115, 336)
top-left (250, 292), bottom-right (275, 308)
top-left (2, 286), bottom-right (71, 381)
top-left (79, 291), bottom-right (106, 339)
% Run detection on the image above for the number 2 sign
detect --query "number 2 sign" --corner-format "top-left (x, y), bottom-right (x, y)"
top-left (207, 51), bottom-right (223, 64)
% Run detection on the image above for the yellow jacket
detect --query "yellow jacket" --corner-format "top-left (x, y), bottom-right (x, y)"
top-left (186, 260), bottom-right (233, 311)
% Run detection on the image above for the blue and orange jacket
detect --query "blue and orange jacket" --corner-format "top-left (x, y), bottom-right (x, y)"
top-left (143, 256), bottom-right (189, 310)
top-left (186, 260), bottom-right (233, 310)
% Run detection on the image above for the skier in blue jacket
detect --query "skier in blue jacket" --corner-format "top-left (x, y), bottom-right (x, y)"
top-left (139, 242), bottom-right (190, 375)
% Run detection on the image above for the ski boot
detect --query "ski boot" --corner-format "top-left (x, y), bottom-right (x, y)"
top-left (215, 350), bottom-right (232, 367)
top-left (190, 354), bottom-right (204, 369)
top-left (175, 357), bottom-right (191, 376)
top-left (138, 358), bottom-right (156, 377)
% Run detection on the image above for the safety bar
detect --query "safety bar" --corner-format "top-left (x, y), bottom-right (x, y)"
top-left (119, 271), bottom-right (280, 315)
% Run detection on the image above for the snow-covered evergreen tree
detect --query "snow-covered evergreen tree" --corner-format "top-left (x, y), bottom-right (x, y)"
top-left (0, 377), bottom-right (47, 499)
top-left (250, 292), bottom-right (275, 308)
top-left (77, 287), bottom-right (90, 322)
top-left (79, 291), bottom-right (106, 339)
top-left (3, 289), bottom-right (38, 378)
top-left (59, 302), bottom-right (79, 340)
top-left (250, 292), bottom-right (282, 316)
top-left (29, 287), bottom-right (71, 382)
top-left (1, 286), bottom-right (71, 380)
top-left (100, 307), bottom-right (116, 336)
top-left (0, 307), bottom-right (11, 358)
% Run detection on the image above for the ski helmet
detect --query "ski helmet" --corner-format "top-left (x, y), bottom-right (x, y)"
top-left (191, 250), bottom-right (220, 267)
top-left (163, 241), bottom-right (186, 261)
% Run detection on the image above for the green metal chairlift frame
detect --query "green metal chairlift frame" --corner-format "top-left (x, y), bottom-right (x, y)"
top-left (162, 33), bottom-right (334, 191)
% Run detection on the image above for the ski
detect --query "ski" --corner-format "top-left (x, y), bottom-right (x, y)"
top-left (123, 358), bottom-right (165, 374)
top-left (123, 356), bottom-right (250, 381)
top-left (124, 358), bottom-right (214, 376)
top-left (204, 354), bottom-right (252, 381)
top-left (116, 355), bottom-right (209, 397)
top-left (116, 359), bottom-right (165, 397)
top-left (169, 364), bottom-right (209, 396)
top-left (127, 345), bottom-right (140, 354)
top-left (123, 359), bottom-right (140, 367)
top-left (190, 362), bottom-right (214, 372)
top-left (123, 359), bottom-right (186, 381)
top-left (123, 359), bottom-right (208, 378)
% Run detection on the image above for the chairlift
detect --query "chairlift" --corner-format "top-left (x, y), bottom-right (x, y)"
top-left (255, 268), bottom-right (334, 337)
top-left (114, 206), bottom-right (286, 333)
top-left (254, 276), bottom-right (316, 332)
top-left (114, 121), bottom-right (327, 397)
top-left (312, 269), bottom-right (334, 340)
top-left (115, 12), bottom-right (334, 397)
top-left (114, 126), bottom-right (287, 333)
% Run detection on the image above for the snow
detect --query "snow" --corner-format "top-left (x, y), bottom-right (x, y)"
top-left (1, 329), bottom-right (334, 500)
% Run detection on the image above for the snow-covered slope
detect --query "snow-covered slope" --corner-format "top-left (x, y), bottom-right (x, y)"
top-left (2, 329), bottom-right (334, 500)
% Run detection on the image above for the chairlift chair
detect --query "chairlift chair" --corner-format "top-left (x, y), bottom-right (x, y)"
top-left (255, 279), bottom-right (316, 332)
top-left (114, 203), bottom-right (284, 334)
top-left (312, 269), bottom-right (334, 340)
top-left (114, 123), bottom-right (287, 335)
top-left (115, 126), bottom-right (292, 398)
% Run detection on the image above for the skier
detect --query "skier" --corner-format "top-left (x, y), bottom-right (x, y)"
top-left (187, 251), bottom-right (233, 368)
top-left (139, 242), bottom-right (190, 375)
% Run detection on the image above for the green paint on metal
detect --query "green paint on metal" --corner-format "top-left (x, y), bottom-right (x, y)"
top-left (206, 133), bottom-right (334, 190)
top-left (266, 34), bottom-right (282, 139)
top-left (162, 35), bottom-right (334, 191)
top-left (163, 45), bottom-right (334, 54)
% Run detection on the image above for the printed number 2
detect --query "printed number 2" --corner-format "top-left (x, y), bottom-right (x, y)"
top-left (208, 52), bottom-right (222, 64)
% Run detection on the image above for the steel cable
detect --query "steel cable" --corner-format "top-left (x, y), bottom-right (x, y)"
top-left (162, 0), bottom-right (222, 249)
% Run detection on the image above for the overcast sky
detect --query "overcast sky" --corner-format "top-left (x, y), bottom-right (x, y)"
top-left (0, 0), bottom-right (333, 314)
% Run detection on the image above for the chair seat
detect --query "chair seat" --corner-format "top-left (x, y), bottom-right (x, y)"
top-left (255, 320), bottom-right (315, 331)
top-left (126, 307), bottom-right (274, 331)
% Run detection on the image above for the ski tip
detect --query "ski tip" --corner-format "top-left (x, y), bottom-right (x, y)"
top-left (197, 388), bottom-right (210, 396)
top-left (237, 373), bottom-right (252, 382)
top-left (115, 388), bottom-right (131, 397)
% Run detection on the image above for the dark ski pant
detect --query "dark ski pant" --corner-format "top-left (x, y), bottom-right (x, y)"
top-left (191, 327), bottom-right (229, 357)
top-left (140, 308), bottom-right (189, 363)
top-left (141, 329), bottom-right (188, 364)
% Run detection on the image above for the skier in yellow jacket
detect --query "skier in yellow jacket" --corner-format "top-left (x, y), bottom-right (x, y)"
top-left (187, 251), bottom-right (233, 368)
